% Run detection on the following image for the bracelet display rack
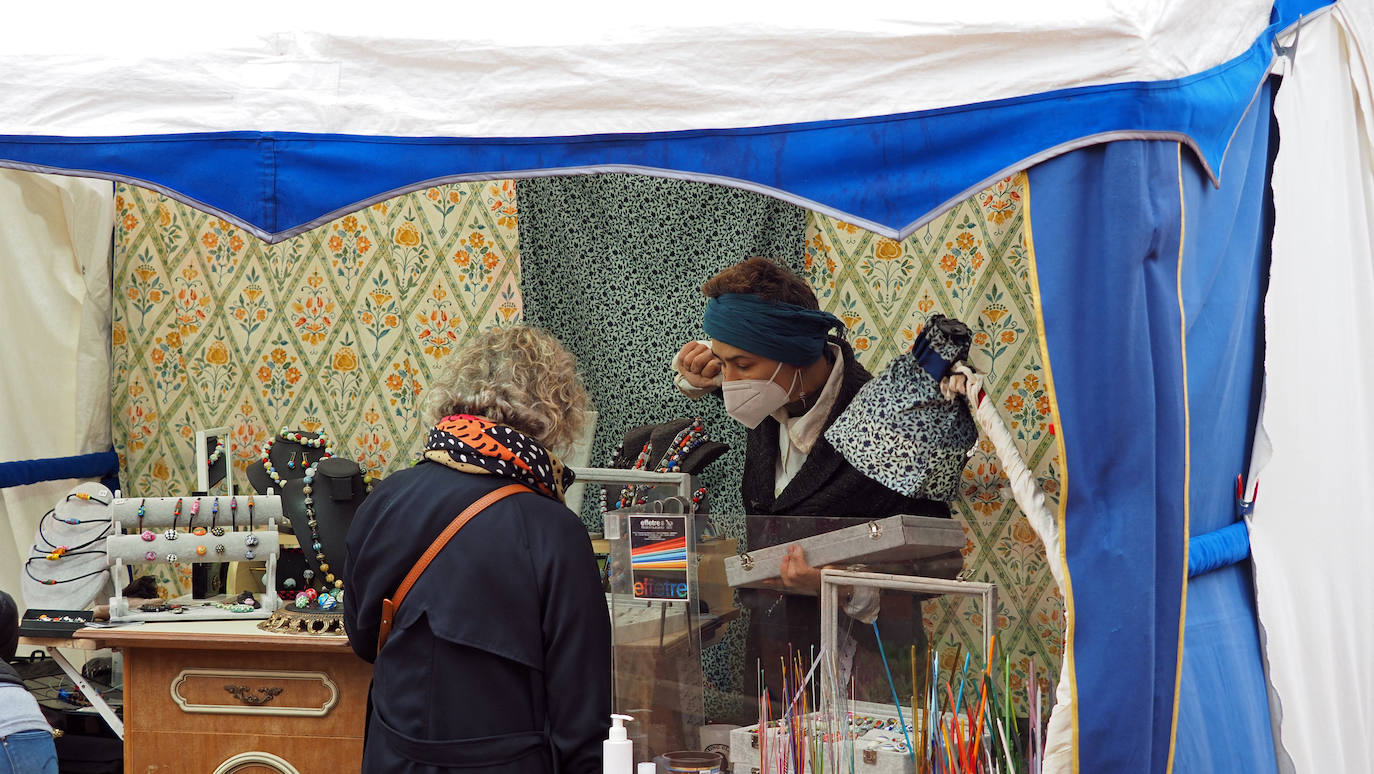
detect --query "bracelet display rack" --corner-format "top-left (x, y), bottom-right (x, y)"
top-left (106, 492), bottom-right (282, 622)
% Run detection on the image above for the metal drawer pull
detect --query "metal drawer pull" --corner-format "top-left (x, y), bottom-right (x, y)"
top-left (868, 521), bottom-right (882, 540)
top-left (739, 552), bottom-right (754, 571)
top-left (224, 685), bottom-right (284, 706)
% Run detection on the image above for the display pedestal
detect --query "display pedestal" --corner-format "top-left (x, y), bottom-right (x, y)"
top-left (76, 620), bottom-right (371, 773)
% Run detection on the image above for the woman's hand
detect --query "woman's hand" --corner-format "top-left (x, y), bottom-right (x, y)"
top-left (779, 545), bottom-right (823, 596)
top-left (676, 341), bottom-right (722, 389)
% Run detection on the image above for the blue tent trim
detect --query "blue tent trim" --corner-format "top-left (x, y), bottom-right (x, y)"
top-left (0, 0), bottom-right (1331, 243)
top-left (0, 449), bottom-right (119, 490)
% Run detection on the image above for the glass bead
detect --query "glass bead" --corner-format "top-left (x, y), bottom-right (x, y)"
top-left (164, 529), bottom-right (178, 540)
top-left (141, 530), bottom-right (155, 542)
top-left (318, 562), bottom-right (329, 573)
top-left (145, 551), bottom-right (157, 561)
top-left (283, 578), bottom-right (296, 589)
top-left (195, 545), bottom-right (207, 556)
top-left (302, 569), bottom-right (314, 580)
top-left (312, 542), bottom-right (322, 552)
top-left (245, 549), bottom-right (256, 560)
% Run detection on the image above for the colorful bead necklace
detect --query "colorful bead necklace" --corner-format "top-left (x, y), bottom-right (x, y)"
top-left (207, 437), bottom-right (225, 466)
top-left (610, 419), bottom-right (711, 510)
top-left (301, 460), bottom-right (344, 591)
top-left (37, 509), bottom-right (110, 553)
top-left (259, 428), bottom-right (334, 490)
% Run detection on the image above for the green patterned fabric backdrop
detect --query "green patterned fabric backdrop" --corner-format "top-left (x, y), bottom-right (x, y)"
top-left (111, 173), bottom-right (1063, 704)
top-left (804, 174), bottom-right (1063, 704)
top-left (516, 173), bottom-right (806, 529)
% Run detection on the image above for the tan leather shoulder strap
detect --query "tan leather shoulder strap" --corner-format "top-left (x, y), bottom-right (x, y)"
top-left (377, 482), bottom-right (531, 651)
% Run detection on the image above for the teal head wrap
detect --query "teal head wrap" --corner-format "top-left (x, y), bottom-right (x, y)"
top-left (702, 293), bottom-right (844, 366)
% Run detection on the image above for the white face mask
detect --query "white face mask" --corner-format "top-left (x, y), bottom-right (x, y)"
top-left (721, 361), bottom-right (799, 429)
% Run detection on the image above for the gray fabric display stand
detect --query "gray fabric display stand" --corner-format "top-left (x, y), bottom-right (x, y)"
top-left (21, 481), bottom-right (115, 611)
top-left (106, 493), bottom-right (282, 622)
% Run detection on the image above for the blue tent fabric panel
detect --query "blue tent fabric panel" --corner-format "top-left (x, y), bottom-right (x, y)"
top-left (0, 0), bottom-right (1331, 243)
top-left (1028, 140), bottom-right (1189, 773)
top-left (1173, 81), bottom-right (1278, 773)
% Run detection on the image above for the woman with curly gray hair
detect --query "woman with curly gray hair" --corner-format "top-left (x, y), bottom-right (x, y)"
top-left (344, 325), bottom-right (610, 774)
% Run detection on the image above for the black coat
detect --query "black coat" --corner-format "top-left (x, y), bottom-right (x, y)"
top-left (344, 462), bottom-right (611, 774)
top-left (740, 337), bottom-right (950, 526)
top-left (736, 339), bottom-right (953, 715)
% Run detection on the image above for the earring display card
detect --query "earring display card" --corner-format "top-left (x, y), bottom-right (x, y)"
top-left (723, 514), bottom-right (965, 589)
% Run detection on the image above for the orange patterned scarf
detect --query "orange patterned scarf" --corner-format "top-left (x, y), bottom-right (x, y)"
top-left (422, 414), bottom-right (573, 502)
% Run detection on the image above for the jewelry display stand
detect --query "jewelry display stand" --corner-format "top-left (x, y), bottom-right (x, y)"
top-left (106, 493), bottom-right (282, 622)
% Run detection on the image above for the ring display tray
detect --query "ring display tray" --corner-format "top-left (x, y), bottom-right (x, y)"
top-left (724, 514), bottom-right (965, 589)
top-left (18, 609), bottom-right (95, 638)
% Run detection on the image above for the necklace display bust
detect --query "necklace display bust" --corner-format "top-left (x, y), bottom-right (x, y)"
top-left (280, 457), bottom-right (369, 593)
top-left (246, 428), bottom-right (334, 495)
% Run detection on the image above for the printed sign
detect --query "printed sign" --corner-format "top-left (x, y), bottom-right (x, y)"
top-left (629, 514), bottom-right (689, 601)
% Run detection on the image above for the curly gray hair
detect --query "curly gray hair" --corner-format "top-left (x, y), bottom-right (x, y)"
top-left (421, 325), bottom-right (591, 452)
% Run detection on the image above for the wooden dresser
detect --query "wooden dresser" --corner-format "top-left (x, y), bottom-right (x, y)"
top-left (76, 620), bottom-right (371, 774)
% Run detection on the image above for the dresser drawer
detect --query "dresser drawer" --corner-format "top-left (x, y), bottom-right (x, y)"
top-left (124, 646), bottom-right (369, 739)
top-left (126, 729), bottom-right (363, 774)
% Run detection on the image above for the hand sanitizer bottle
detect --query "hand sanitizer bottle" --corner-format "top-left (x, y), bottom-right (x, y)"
top-left (603, 714), bottom-right (634, 774)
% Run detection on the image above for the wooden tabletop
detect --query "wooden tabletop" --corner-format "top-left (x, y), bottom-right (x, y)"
top-left (72, 619), bottom-right (356, 654)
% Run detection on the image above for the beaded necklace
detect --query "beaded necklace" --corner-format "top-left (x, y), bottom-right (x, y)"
top-left (24, 553), bottom-right (108, 585)
top-left (611, 419), bottom-right (710, 510)
top-left (301, 460), bottom-right (344, 591)
top-left (259, 428), bottom-right (334, 490)
top-left (207, 437), bottom-right (225, 466)
top-left (37, 509), bottom-right (110, 552)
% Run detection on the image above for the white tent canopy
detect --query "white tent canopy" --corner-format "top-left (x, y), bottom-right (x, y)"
top-left (2, 1), bottom-right (1272, 137)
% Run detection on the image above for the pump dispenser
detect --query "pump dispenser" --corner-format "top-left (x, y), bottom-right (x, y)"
top-left (603, 714), bottom-right (634, 774)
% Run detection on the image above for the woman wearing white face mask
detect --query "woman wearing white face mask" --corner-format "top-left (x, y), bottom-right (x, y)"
top-left (674, 259), bottom-right (950, 713)
top-left (674, 259), bottom-right (952, 544)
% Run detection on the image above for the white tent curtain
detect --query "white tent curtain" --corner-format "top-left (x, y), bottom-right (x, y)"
top-left (1252, 8), bottom-right (1374, 773)
top-left (0, 170), bottom-right (114, 604)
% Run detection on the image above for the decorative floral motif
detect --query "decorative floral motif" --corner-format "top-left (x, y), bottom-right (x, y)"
top-left (487, 181), bottom-right (517, 229)
top-left (385, 357), bottom-right (424, 416)
top-left (414, 285), bottom-right (462, 360)
top-left (226, 268), bottom-right (271, 348)
top-left (255, 342), bottom-right (303, 408)
top-left (327, 214), bottom-right (372, 283)
top-left (290, 271), bottom-right (336, 347)
top-left (199, 218), bottom-right (247, 275)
